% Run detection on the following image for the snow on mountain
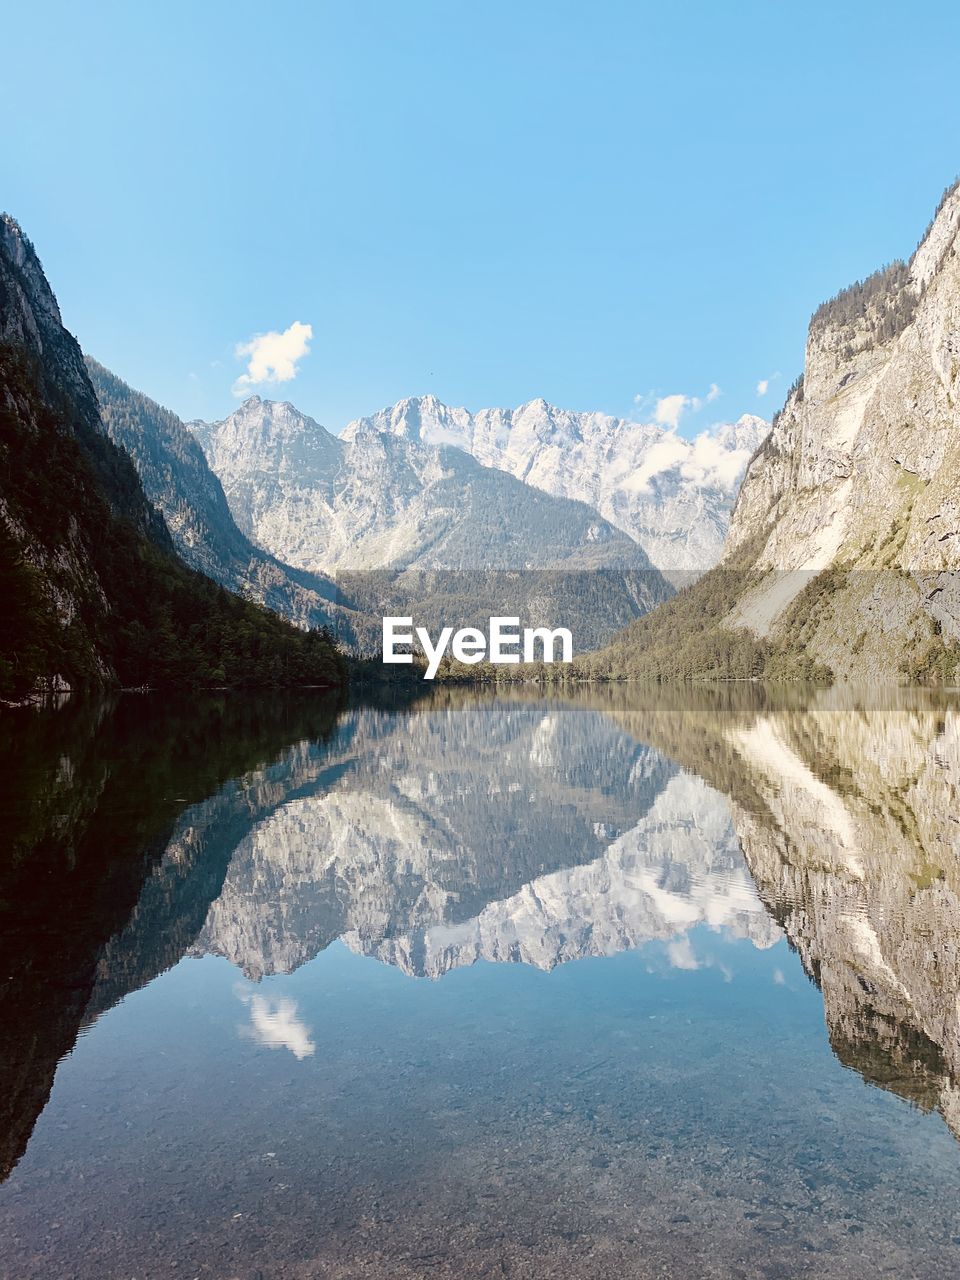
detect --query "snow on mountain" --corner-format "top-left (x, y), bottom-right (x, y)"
top-left (195, 396), bottom-right (664, 575)
top-left (344, 395), bottom-right (769, 578)
top-left (189, 397), bottom-right (673, 650)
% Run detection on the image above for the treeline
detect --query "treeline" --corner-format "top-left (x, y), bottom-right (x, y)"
top-left (770, 373), bottom-right (804, 430)
top-left (810, 261), bottom-right (917, 349)
top-left (579, 562), bottom-right (776, 681)
top-left (412, 541), bottom-right (834, 684)
top-left (914, 176), bottom-right (960, 256)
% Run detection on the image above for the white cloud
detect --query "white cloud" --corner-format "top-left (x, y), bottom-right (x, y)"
top-left (625, 432), bottom-right (690, 494)
top-left (756, 378), bottom-right (769, 396)
top-left (232, 320), bottom-right (313, 396)
top-left (654, 393), bottom-right (692, 429)
top-left (236, 986), bottom-right (315, 1059)
top-left (681, 430), bottom-right (758, 493)
top-left (649, 383), bottom-right (721, 428)
top-left (623, 425), bottom-right (760, 497)
top-left (667, 937), bottom-right (699, 970)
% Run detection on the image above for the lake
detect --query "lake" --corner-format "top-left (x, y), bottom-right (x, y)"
top-left (1, 684), bottom-right (959, 1278)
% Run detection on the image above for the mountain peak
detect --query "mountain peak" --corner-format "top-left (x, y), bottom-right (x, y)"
top-left (911, 177), bottom-right (960, 289)
top-left (343, 394), bottom-right (769, 573)
top-left (0, 212), bottom-right (64, 333)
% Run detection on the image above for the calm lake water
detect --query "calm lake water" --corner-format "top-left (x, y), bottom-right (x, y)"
top-left (1, 685), bottom-right (959, 1278)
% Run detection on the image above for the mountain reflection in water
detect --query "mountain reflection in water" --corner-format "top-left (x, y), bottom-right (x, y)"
top-left (1, 684), bottom-right (959, 1278)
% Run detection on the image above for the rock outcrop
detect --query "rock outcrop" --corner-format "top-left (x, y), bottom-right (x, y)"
top-left (0, 214), bottom-right (345, 698)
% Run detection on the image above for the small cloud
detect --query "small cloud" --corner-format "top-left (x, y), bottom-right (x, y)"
top-left (756, 379), bottom-right (769, 396)
top-left (236, 985), bottom-right (315, 1059)
top-left (666, 937), bottom-right (699, 970)
top-left (654, 393), bottom-right (692, 429)
top-left (644, 384), bottom-right (721, 429)
top-left (232, 320), bottom-right (313, 396)
top-left (772, 968), bottom-right (786, 986)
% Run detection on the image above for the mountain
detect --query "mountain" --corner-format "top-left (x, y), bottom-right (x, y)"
top-left (344, 395), bottom-right (769, 578)
top-left (0, 215), bottom-right (345, 699)
top-left (720, 180), bottom-right (960, 679)
top-left (192, 397), bottom-right (673, 650)
top-left (86, 360), bottom-right (363, 645)
top-left (590, 179), bottom-right (960, 681)
top-left (196, 397), bottom-right (667, 574)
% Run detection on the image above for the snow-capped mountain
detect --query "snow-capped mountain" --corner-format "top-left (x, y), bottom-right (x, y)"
top-left (194, 397), bottom-right (665, 575)
top-left (192, 397), bottom-right (673, 649)
top-left (344, 396), bottom-right (769, 578)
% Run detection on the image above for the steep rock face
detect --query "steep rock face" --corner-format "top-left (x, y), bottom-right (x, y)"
top-left (87, 360), bottom-right (362, 643)
top-left (345, 395), bottom-right (768, 577)
top-left (722, 181), bottom-right (960, 677)
top-left (0, 215), bottom-right (169, 695)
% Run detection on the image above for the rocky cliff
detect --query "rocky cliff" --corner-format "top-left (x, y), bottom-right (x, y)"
top-left (595, 179), bottom-right (960, 682)
top-left (725, 180), bottom-right (960, 678)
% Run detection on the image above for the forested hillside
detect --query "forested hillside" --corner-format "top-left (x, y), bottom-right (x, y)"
top-left (87, 359), bottom-right (362, 643)
top-left (0, 215), bottom-right (345, 699)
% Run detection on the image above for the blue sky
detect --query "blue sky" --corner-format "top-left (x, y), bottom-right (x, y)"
top-left (4, 0), bottom-right (959, 435)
